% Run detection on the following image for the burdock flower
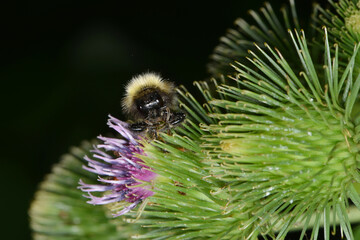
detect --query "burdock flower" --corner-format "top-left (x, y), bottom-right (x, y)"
top-left (78, 115), bottom-right (157, 217)
top-left (316, 0), bottom-right (360, 74)
top-left (29, 1), bottom-right (360, 239)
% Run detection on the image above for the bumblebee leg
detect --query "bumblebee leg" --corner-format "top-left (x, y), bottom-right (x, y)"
top-left (164, 107), bottom-right (171, 122)
top-left (147, 127), bottom-right (158, 139)
top-left (129, 122), bottom-right (148, 132)
top-left (169, 112), bottom-right (186, 126)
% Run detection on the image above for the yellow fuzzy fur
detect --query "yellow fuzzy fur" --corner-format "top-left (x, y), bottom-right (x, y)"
top-left (123, 72), bottom-right (173, 112)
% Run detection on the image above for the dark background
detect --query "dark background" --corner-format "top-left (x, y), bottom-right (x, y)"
top-left (2, 0), bottom-right (328, 239)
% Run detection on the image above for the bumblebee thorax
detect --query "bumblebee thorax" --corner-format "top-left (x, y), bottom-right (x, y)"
top-left (135, 88), bottom-right (165, 116)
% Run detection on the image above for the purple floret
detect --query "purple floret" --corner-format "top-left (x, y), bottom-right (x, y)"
top-left (78, 115), bottom-right (157, 216)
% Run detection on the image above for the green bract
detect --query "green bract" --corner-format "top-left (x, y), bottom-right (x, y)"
top-left (316, 0), bottom-right (360, 73)
top-left (209, 0), bottom-right (303, 76)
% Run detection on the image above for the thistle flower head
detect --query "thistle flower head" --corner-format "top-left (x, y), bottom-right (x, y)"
top-left (316, 0), bottom-right (360, 72)
top-left (129, 28), bottom-right (360, 239)
top-left (203, 28), bottom-right (360, 239)
top-left (332, 0), bottom-right (360, 39)
top-left (345, 9), bottom-right (360, 35)
top-left (78, 115), bottom-right (157, 216)
top-left (208, 0), bottom-right (301, 76)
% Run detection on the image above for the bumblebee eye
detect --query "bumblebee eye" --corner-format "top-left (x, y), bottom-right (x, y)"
top-left (136, 91), bottom-right (164, 114)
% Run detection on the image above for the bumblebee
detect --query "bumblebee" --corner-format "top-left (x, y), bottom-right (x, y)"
top-left (122, 72), bottom-right (185, 138)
